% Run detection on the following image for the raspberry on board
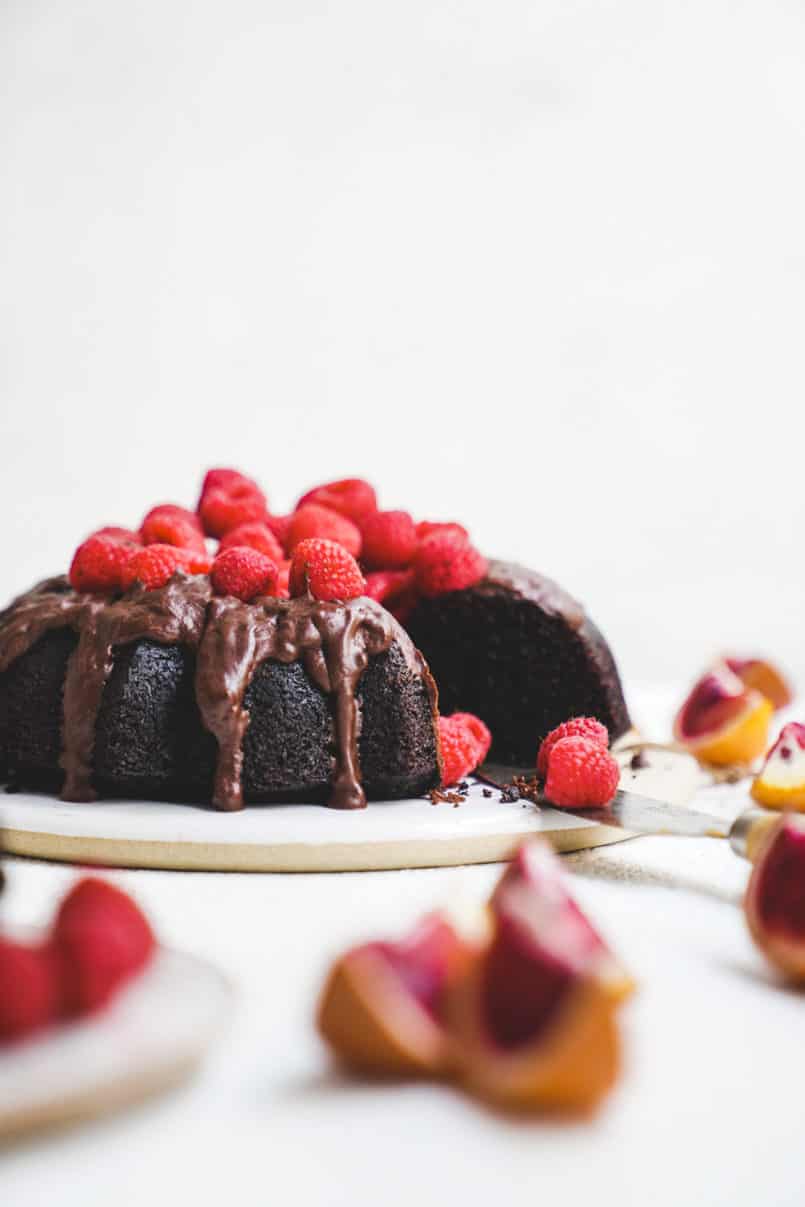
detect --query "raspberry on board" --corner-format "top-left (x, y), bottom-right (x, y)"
top-left (543, 736), bottom-right (620, 809)
top-left (361, 510), bottom-right (417, 570)
top-left (286, 503), bottom-right (363, 559)
top-left (414, 531), bottom-right (487, 597)
top-left (537, 717), bottom-right (609, 779)
top-left (295, 478), bottom-right (377, 525)
top-left (450, 712), bottom-right (492, 764)
top-left (69, 535), bottom-right (135, 594)
top-left (438, 715), bottom-right (483, 786)
top-left (289, 538), bottom-right (366, 602)
top-left (219, 521), bottom-right (284, 563)
top-left (52, 877), bottom-right (156, 1017)
top-left (210, 547), bottom-right (279, 602)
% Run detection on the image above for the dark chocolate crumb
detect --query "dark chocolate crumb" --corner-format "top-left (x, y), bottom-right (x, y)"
top-left (511, 775), bottom-right (542, 804)
top-left (630, 751), bottom-right (648, 771)
top-left (482, 788), bottom-right (493, 798)
top-left (428, 788), bottom-right (465, 806)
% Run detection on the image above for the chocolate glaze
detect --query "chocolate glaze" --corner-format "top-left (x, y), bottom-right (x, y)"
top-left (0, 574), bottom-right (211, 802)
top-left (196, 593), bottom-right (397, 811)
top-left (0, 574), bottom-right (424, 811)
top-left (482, 561), bottom-right (586, 631)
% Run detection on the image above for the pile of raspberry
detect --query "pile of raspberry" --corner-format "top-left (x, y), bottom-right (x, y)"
top-left (0, 877), bottom-right (155, 1045)
top-left (537, 717), bottom-right (621, 808)
top-left (68, 471), bottom-right (488, 609)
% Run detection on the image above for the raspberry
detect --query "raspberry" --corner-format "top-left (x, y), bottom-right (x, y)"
top-left (296, 478), bottom-right (377, 525)
top-left (451, 712), bottom-right (492, 763)
top-left (197, 468), bottom-right (263, 506)
top-left (121, 544), bottom-right (188, 591)
top-left (286, 504), bottom-right (362, 559)
top-left (210, 547), bottom-right (279, 602)
top-left (91, 526), bottom-right (142, 546)
top-left (275, 559), bottom-right (291, 599)
top-left (198, 482), bottom-right (267, 538)
top-left (142, 503), bottom-right (203, 533)
top-left (219, 521), bottom-right (284, 563)
top-left (141, 505), bottom-right (206, 553)
top-left (180, 549), bottom-right (213, 575)
top-left (415, 521), bottom-right (469, 542)
top-left (361, 510), bottom-right (417, 570)
top-left (537, 717), bottom-right (609, 779)
top-left (364, 568), bottom-right (416, 606)
top-left (0, 938), bottom-right (60, 1043)
top-left (289, 538), bottom-right (366, 602)
top-left (69, 535), bottom-right (134, 593)
top-left (543, 736), bottom-right (620, 809)
top-left (52, 877), bottom-right (155, 1016)
top-left (414, 532), bottom-right (487, 597)
top-left (438, 715), bottom-right (484, 786)
top-left (265, 513), bottom-right (292, 552)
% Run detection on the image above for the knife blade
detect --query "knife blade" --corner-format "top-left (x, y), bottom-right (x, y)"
top-left (478, 763), bottom-right (776, 858)
top-left (478, 763), bottom-right (729, 838)
top-left (567, 790), bottom-right (730, 839)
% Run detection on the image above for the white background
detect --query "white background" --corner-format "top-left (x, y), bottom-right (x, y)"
top-left (3, 3), bottom-right (805, 1204)
top-left (3, 0), bottom-right (805, 686)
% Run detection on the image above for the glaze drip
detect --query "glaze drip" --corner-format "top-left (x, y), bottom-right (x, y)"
top-left (195, 593), bottom-right (395, 810)
top-left (0, 575), bottom-right (401, 811)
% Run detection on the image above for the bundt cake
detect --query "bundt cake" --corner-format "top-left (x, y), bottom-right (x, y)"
top-left (0, 470), bottom-right (631, 810)
top-left (406, 560), bottom-right (630, 765)
top-left (0, 575), bottom-right (441, 809)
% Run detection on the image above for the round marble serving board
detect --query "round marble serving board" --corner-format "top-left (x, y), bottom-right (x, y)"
top-left (0, 746), bottom-right (701, 872)
top-left (0, 947), bottom-right (232, 1142)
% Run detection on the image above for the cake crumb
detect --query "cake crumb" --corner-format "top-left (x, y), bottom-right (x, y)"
top-left (428, 788), bottom-right (465, 806)
top-left (510, 775), bottom-right (542, 805)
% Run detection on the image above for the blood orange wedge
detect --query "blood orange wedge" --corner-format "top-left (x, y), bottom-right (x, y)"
top-left (316, 912), bottom-right (479, 1077)
top-left (751, 722), bottom-right (805, 811)
top-left (725, 657), bottom-right (793, 712)
top-left (673, 665), bottom-right (772, 766)
top-left (447, 840), bottom-right (631, 1113)
top-left (745, 813), bottom-right (805, 982)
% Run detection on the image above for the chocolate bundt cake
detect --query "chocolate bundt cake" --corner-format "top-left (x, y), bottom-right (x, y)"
top-left (0, 574), bottom-right (441, 809)
top-left (406, 560), bottom-right (630, 765)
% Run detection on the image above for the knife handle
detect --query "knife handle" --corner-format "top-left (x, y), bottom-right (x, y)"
top-left (729, 809), bottom-right (781, 862)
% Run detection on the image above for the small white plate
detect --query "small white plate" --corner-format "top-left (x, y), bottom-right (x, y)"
top-left (0, 947), bottom-right (233, 1141)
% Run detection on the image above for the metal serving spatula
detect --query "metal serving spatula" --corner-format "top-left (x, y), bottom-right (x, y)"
top-left (479, 764), bottom-right (777, 862)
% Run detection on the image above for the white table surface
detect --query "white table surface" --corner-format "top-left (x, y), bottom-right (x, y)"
top-left (2, 684), bottom-right (805, 1207)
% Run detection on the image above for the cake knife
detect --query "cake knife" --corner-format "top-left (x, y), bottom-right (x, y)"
top-left (478, 764), bottom-right (777, 861)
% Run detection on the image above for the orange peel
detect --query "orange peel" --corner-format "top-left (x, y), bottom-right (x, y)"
top-left (316, 912), bottom-right (477, 1077)
top-left (673, 665), bottom-right (772, 766)
top-left (726, 656), bottom-right (793, 712)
